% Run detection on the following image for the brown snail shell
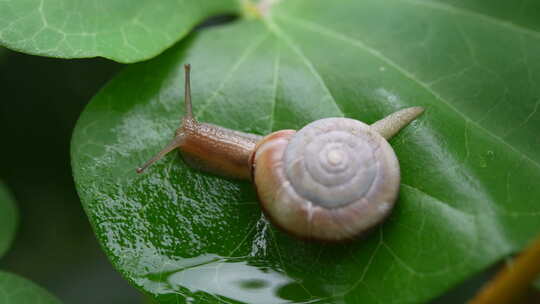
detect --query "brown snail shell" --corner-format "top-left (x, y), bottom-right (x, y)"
top-left (251, 118), bottom-right (400, 242)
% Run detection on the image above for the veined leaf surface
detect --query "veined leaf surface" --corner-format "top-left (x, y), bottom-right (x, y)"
top-left (0, 0), bottom-right (237, 63)
top-left (72, 1), bottom-right (540, 303)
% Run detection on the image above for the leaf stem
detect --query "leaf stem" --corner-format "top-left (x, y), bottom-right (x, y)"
top-left (240, 0), bottom-right (280, 18)
top-left (469, 234), bottom-right (540, 304)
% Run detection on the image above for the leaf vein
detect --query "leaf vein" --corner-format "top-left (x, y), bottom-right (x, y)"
top-left (195, 33), bottom-right (269, 118)
top-left (266, 18), bottom-right (345, 117)
top-left (268, 41), bottom-right (281, 133)
top-left (276, 15), bottom-right (540, 170)
top-left (401, 0), bottom-right (540, 40)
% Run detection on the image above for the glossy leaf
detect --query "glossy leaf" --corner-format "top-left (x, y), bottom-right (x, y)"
top-left (0, 0), bottom-right (237, 63)
top-left (0, 182), bottom-right (17, 258)
top-left (71, 0), bottom-right (540, 303)
top-left (0, 271), bottom-right (61, 304)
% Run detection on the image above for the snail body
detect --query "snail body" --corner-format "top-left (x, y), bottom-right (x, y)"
top-left (138, 64), bottom-right (424, 242)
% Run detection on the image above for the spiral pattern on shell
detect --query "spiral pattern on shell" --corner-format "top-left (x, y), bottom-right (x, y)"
top-left (284, 118), bottom-right (383, 209)
top-left (252, 118), bottom-right (401, 242)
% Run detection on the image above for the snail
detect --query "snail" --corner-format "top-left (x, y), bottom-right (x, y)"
top-left (137, 64), bottom-right (424, 242)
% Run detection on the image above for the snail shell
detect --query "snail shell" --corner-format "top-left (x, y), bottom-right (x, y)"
top-left (252, 118), bottom-right (399, 242)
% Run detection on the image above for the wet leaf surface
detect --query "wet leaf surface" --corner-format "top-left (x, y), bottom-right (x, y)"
top-left (72, 1), bottom-right (540, 303)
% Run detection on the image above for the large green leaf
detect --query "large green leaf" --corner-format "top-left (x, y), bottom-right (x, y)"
top-left (71, 0), bottom-right (540, 303)
top-left (0, 271), bottom-right (61, 304)
top-left (0, 182), bottom-right (17, 258)
top-left (0, 0), bottom-right (237, 63)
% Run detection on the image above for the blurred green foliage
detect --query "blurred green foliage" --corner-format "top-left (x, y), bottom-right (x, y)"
top-left (0, 47), bottom-right (141, 303)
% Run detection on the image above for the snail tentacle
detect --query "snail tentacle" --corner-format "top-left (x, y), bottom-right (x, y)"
top-left (370, 106), bottom-right (424, 140)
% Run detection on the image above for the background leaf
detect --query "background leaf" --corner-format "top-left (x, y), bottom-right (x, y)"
top-left (0, 0), bottom-right (237, 63)
top-left (71, 0), bottom-right (540, 303)
top-left (0, 182), bottom-right (18, 259)
top-left (0, 271), bottom-right (62, 304)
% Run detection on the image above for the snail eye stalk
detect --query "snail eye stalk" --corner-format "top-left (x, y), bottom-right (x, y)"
top-left (137, 64), bottom-right (194, 173)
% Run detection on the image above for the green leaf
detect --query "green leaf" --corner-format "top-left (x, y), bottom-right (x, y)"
top-left (0, 0), bottom-right (238, 63)
top-left (71, 0), bottom-right (540, 303)
top-left (0, 271), bottom-right (61, 304)
top-left (0, 182), bottom-right (17, 258)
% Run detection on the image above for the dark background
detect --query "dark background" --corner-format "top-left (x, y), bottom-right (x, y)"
top-left (0, 48), bottom-right (141, 303)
